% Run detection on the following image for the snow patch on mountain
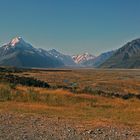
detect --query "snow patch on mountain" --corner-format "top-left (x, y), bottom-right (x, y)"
top-left (48, 49), bottom-right (76, 66)
top-left (72, 53), bottom-right (96, 64)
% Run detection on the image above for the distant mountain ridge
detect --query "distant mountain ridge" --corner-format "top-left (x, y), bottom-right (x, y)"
top-left (99, 38), bottom-right (140, 68)
top-left (83, 50), bottom-right (115, 67)
top-left (48, 49), bottom-right (76, 66)
top-left (0, 37), bottom-right (64, 68)
top-left (72, 53), bottom-right (96, 64)
top-left (0, 37), bottom-right (140, 68)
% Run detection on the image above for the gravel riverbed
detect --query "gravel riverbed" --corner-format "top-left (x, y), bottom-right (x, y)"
top-left (0, 112), bottom-right (139, 140)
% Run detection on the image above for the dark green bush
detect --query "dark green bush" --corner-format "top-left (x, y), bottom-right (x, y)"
top-left (0, 74), bottom-right (50, 88)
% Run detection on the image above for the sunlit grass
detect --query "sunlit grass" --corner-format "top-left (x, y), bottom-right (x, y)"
top-left (0, 83), bottom-right (140, 130)
top-left (19, 69), bottom-right (140, 95)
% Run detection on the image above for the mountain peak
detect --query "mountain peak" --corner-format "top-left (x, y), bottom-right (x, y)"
top-left (48, 49), bottom-right (61, 56)
top-left (72, 53), bottom-right (96, 64)
top-left (84, 52), bottom-right (90, 55)
top-left (49, 49), bottom-right (59, 53)
top-left (99, 38), bottom-right (140, 68)
top-left (10, 37), bottom-right (26, 46)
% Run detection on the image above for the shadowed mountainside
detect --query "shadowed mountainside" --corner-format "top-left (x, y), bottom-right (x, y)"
top-left (99, 39), bottom-right (140, 68)
top-left (0, 37), bottom-right (64, 68)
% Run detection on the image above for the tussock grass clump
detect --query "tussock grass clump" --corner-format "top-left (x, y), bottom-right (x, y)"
top-left (0, 86), bottom-right (12, 101)
top-left (82, 86), bottom-right (140, 100)
top-left (0, 85), bottom-right (40, 102)
top-left (0, 84), bottom-right (98, 106)
top-left (26, 88), bottom-right (40, 102)
top-left (0, 83), bottom-right (140, 129)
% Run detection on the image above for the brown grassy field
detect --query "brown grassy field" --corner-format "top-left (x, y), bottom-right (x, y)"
top-left (0, 68), bottom-right (140, 138)
top-left (0, 82), bottom-right (140, 131)
top-left (19, 69), bottom-right (140, 95)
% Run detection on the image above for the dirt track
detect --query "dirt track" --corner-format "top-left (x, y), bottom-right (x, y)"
top-left (0, 112), bottom-right (140, 140)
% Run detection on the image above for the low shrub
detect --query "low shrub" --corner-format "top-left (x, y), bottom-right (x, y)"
top-left (0, 74), bottom-right (50, 88)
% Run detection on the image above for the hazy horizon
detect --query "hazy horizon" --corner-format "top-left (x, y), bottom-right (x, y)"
top-left (0, 0), bottom-right (140, 55)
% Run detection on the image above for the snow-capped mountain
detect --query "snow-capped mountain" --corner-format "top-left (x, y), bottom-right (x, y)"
top-left (48, 49), bottom-right (76, 66)
top-left (9, 37), bottom-right (29, 47)
top-left (83, 50), bottom-right (115, 67)
top-left (1, 37), bottom-right (139, 69)
top-left (0, 37), bottom-right (64, 68)
top-left (72, 53), bottom-right (96, 64)
top-left (0, 37), bottom-right (34, 56)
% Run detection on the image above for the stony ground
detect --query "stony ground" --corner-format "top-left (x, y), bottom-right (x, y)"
top-left (0, 112), bottom-right (140, 140)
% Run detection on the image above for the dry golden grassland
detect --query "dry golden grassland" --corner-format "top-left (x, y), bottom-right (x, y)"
top-left (19, 69), bottom-right (140, 95)
top-left (0, 81), bottom-right (140, 131)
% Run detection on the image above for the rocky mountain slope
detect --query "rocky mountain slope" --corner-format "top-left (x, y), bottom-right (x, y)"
top-left (99, 38), bottom-right (140, 68)
top-left (72, 53), bottom-right (96, 65)
top-left (48, 49), bottom-right (76, 66)
top-left (0, 37), bottom-right (64, 68)
top-left (0, 37), bottom-right (140, 68)
top-left (83, 50), bottom-right (115, 67)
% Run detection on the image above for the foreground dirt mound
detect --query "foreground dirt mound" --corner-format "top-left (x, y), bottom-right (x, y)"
top-left (0, 112), bottom-right (139, 140)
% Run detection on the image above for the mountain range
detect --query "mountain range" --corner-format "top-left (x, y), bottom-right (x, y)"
top-left (0, 37), bottom-right (139, 68)
top-left (48, 49), bottom-right (76, 66)
top-left (72, 53), bottom-right (96, 65)
top-left (99, 38), bottom-right (140, 68)
top-left (0, 37), bottom-right (64, 68)
top-left (82, 50), bottom-right (115, 67)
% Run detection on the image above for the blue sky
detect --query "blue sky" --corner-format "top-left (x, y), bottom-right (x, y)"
top-left (0, 0), bottom-right (140, 55)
